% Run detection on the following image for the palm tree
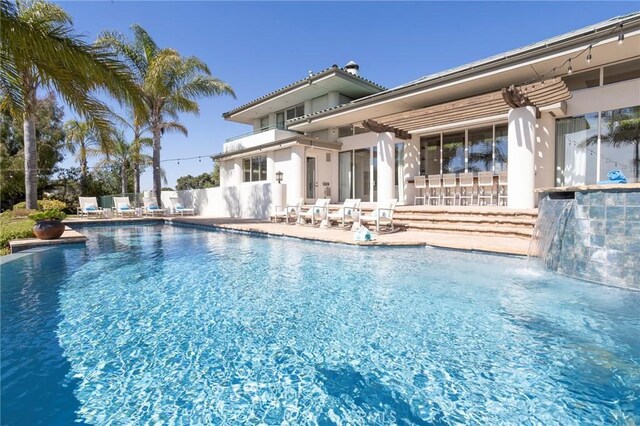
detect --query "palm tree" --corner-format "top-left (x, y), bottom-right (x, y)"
top-left (97, 25), bottom-right (235, 203)
top-left (63, 119), bottom-right (98, 194)
top-left (0, 0), bottom-right (143, 209)
top-left (112, 112), bottom-right (154, 195)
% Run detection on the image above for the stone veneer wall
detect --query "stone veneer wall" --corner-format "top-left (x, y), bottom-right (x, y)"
top-left (546, 188), bottom-right (640, 290)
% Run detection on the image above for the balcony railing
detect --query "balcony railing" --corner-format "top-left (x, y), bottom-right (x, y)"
top-left (226, 124), bottom-right (300, 143)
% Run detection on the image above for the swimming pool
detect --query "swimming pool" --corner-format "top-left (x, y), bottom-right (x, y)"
top-left (2, 224), bottom-right (639, 424)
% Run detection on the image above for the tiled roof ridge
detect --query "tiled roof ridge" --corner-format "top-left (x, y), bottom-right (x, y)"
top-left (222, 65), bottom-right (387, 118)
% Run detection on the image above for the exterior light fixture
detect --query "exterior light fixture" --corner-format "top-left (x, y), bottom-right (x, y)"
top-left (276, 171), bottom-right (283, 184)
top-left (586, 46), bottom-right (592, 63)
top-left (618, 24), bottom-right (624, 44)
top-left (567, 59), bottom-right (573, 74)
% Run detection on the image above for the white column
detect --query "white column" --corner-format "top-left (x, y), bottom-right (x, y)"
top-left (289, 145), bottom-right (305, 203)
top-left (219, 159), bottom-right (228, 187)
top-left (508, 106), bottom-right (536, 209)
top-left (266, 152), bottom-right (275, 182)
top-left (403, 136), bottom-right (420, 203)
top-left (233, 159), bottom-right (243, 186)
top-left (377, 132), bottom-right (395, 202)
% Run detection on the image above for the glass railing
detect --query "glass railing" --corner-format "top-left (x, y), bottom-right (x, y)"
top-left (225, 124), bottom-right (299, 143)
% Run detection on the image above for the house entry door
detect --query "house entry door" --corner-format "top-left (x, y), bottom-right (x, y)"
top-left (306, 157), bottom-right (316, 201)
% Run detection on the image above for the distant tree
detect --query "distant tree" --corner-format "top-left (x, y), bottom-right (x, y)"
top-left (63, 119), bottom-right (99, 194)
top-left (161, 187), bottom-right (173, 191)
top-left (175, 171), bottom-right (218, 190)
top-left (0, 94), bottom-right (65, 208)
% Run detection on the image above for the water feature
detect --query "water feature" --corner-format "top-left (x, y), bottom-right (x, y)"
top-left (527, 195), bottom-right (576, 271)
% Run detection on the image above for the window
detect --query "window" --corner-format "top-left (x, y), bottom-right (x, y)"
top-left (338, 125), bottom-right (353, 138)
top-left (562, 69), bottom-right (600, 91)
top-left (494, 125), bottom-right (508, 172)
top-left (442, 132), bottom-right (465, 174)
top-left (395, 143), bottom-right (405, 200)
top-left (276, 112), bottom-right (285, 129)
top-left (285, 104), bottom-right (305, 120)
top-left (600, 106), bottom-right (640, 182)
top-left (468, 127), bottom-right (494, 172)
top-left (420, 135), bottom-right (440, 175)
top-left (259, 116), bottom-right (269, 131)
top-left (603, 59), bottom-right (640, 86)
top-left (242, 155), bottom-right (267, 182)
top-left (555, 113), bottom-right (600, 186)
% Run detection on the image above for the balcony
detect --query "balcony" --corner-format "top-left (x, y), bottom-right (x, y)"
top-left (223, 125), bottom-right (302, 153)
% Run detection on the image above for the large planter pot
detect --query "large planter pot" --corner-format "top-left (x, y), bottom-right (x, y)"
top-left (33, 219), bottom-right (65, 240)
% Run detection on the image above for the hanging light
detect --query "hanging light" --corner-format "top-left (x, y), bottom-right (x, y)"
top-left (586, 45), bottom-right (592, 64)
top-left (552, 68), bottom-right (557, 82)
top-left (567, 59), bottom-right (573, 74)
top-left (198, 156), bottom-right (201, 162)
top-left (618, 23), bottom-right (624, 44)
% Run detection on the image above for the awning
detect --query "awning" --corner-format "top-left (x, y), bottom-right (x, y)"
top-left (364, 80), bottom-right (571, 137)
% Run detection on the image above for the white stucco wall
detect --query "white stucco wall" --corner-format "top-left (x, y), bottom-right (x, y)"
top-left (565, 78), bottom-right (640, 116)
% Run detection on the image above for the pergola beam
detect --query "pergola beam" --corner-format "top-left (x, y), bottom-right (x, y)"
top-left (361, 119), bottom-right (410, 140)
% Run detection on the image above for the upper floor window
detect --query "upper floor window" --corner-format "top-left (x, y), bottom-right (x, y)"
top-left (285, 104), bottom-right (305, 120)
top-left (259, 116), bottom-right (269, 131)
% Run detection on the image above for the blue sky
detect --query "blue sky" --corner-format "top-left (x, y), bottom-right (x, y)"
top-left (56, 1), bottom-right (639, 189)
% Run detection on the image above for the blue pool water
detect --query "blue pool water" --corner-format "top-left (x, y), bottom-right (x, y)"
top-left (2, 224), bottom-right (639, 425)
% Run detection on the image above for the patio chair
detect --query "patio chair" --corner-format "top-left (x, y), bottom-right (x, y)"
top-left (113, 196), bottom-right (136, 217)
top-left (169, 197), bottom-right (195, 216)
top-left (143, 197), bottom-right (167, 217)
top-left (498, 171), bottom-right (508, 206)
top-left (414, 176), bottom-right (427, 205)
top-left (477, 171), bottom-right (495, 206)
top-left (273, 198), bottom-right (304, 224)
top-left (327, 198), bottom-right (361, 228)
top-left (442, 173), bottom-right (458, 206)
top-left (298, 198), bottom-right (330, 226)
top-left (458, 172), bottom-right (475, 206)
top-left (359, 199), bottom-right (397, 232)
top-left (427, 174), bottom-right (442, 205)
top-left (77, 197), bottom-right (105, 218)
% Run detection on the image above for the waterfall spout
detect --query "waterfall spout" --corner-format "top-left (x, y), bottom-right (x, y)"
top-left (528, 197), bottom-right (576, 271)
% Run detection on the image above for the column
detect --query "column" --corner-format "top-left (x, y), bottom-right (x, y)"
top-left (507, 106), bottom-right (536, 209)
top-left (219, 159), bottom-right (228, 187)
top-left (377, 132), bottom-right (395, 202)
top-left (403, 136), bottom-right (420, 204)
top-left (233, 159), bottom-right (243, 186)
top-left (289, 145), bottom-right (305, 203)
top-left (266, 152), bottom-right (275, 182)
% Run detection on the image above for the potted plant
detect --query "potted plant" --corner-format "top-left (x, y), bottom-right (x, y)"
top-left (29, 209), bottom-right (67, 240)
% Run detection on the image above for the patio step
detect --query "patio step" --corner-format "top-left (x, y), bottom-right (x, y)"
top-left (356, 205), bottom-right (537, 239)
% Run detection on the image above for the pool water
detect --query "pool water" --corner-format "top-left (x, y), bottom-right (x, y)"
top-left (2, 224), bottom-right (639, 425)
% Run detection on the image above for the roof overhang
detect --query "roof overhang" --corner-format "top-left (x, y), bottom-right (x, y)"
top-left (212, 136), bottom-right (342, 161)
top-left (223, 68), bottom-right (385, 124)
top-left (288, 13), bottom-right (640, 133)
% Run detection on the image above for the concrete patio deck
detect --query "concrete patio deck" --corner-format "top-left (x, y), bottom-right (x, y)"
top-left (169, 217), bottom-right (531, 255)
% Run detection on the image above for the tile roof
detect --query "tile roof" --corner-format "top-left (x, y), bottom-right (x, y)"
top-left (222, 65), bottom-right (386, 118)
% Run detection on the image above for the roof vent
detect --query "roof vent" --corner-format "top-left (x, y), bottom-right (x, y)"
top-left (344, 60), bottom-right (360, 76)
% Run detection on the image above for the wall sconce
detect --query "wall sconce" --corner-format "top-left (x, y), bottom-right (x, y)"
top-left (276, 171), bottom-right (283, 184)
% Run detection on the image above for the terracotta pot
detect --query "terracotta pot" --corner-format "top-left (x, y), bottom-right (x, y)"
top-left (33, 219), bottom-right (65, 240)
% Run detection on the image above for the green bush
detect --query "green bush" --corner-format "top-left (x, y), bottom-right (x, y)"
top-left (41, 199), bottom-right (67, 211)
top-left (0, 217), bottom-right (35, 254)
top-left (12, 199), bottom-right (66, 211)
top-left (29, 209), bottom-right (66, 222)
top-left (11, 208), bottom-right (37, 218)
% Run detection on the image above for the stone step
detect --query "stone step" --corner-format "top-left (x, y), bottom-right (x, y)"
top-left (393, 213), bottom-right (536, 226)
top-left (396, 221), bottom-right (533, 238)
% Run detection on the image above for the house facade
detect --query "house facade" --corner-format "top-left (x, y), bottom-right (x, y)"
top-left (215, 13), bottom-right (640, 209)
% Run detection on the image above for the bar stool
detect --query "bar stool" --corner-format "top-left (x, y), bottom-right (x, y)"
top-left (442, 173), bottom-right (457, 206)
top-left (427, 174), bottom-right (442, 205)
top-left (498, 171), bottom-right (508, 206)
top-left (414, 175), bottom-right (427, 205)
top-left (458, 172), bottom-right (475, 206)
top-left (477, 171), bottom-right (495, 206)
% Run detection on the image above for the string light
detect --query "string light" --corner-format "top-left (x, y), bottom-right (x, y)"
top-left (567, 59), bottom-right (573, 74)
top-left (586, 45), bottom-right (592, 64)
top-left (618, 23), bottom-right (624, 44)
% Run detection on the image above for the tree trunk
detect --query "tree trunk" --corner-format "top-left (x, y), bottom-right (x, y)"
top-left (121, 165), bottom-right (128, 195)
top-left (134, 163), bottom-right (141, 196)
top-left (23, 110), bottom-right (38, 209)
top-left (80, 155), bottom-right (88, 195)
top-left (152, 126), bottom-right (162, 203)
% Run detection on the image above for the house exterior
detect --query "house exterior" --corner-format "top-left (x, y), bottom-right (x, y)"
top-left (215, 13), bottom-right (640, 210)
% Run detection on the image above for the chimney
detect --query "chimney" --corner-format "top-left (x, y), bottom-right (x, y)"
top-left (344, 60), bottom-right (360, 76)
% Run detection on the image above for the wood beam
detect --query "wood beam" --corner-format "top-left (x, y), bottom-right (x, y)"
top-left (361, 119), bottom-right (410, 140)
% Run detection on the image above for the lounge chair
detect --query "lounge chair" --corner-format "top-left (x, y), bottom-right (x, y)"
top-left (359, 199), bottom-right (397, 232)
top-left (327, 198), bottom-right (361, 228)
top-left (143, 197), bottom-right (167, 217)
top-left (272, 198), bottom-right (303, 224)
top-left (113, 196), bottom-right (136, 217)
top-left (169, 197), bottom-right (195, 216)
top-left (298, 198), bottom-right (330, 226)
top-left (77, 197), bottom-right (105, 218)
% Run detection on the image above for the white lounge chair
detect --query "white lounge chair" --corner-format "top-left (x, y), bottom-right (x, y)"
top-left (77, 197), bottom-right (105, 218)
top-left (272, 198), bottom-right (303, 224)
top-left (327, 198), bottom-right (361, 228)
top-left (113, 196), bottom-right (136, 217)
top-left (143, 197), bottom-right (167, 217)
top-left (169, 197), bottom-right (195, 216)
top-left (359, 199), bottom-right (397, 232)
top-left (298, 198), bottom-right (330, 226)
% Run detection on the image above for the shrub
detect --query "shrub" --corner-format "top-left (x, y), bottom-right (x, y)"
top-left (0, 218), bottom-right (35, 254)
top-left (11, 208), bottom-right (37, 218)
top-left (41, 199), bottom-right (67, 211)
top-left (29, 209), bottom-right (66, 222)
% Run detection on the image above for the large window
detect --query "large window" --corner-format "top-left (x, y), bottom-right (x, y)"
top-left (259, 116), bottom-right (269, 131)
top-left (494, 125), bottom-right (508, 172)
top-left (395, 143), bottom-right (405, 201)
top-left (285, 104), bottom-right (305, 120)
top-left (555, 105), bottom-right (639, 185)
top-left (468, 127), bottom-right (494, 172)
top-left (243, 155), bottom-right (267, 182)
top-left (339, 147), bottom-right (377, 202)
top-left (420, 136), bottom-right (440, 175)
top-left (442, 132), bottom-right (465, 173)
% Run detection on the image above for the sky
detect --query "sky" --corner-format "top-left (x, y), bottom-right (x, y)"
top-left (55, 1), bottom-right (639, 189)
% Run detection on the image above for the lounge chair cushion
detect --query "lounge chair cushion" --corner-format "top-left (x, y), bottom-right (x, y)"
top-left (118, 203), bottom-right (130, 210)
top-left (84, 204), bottom-right (97, 211)
top-left (148, 205), bottom-right (159, 210)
